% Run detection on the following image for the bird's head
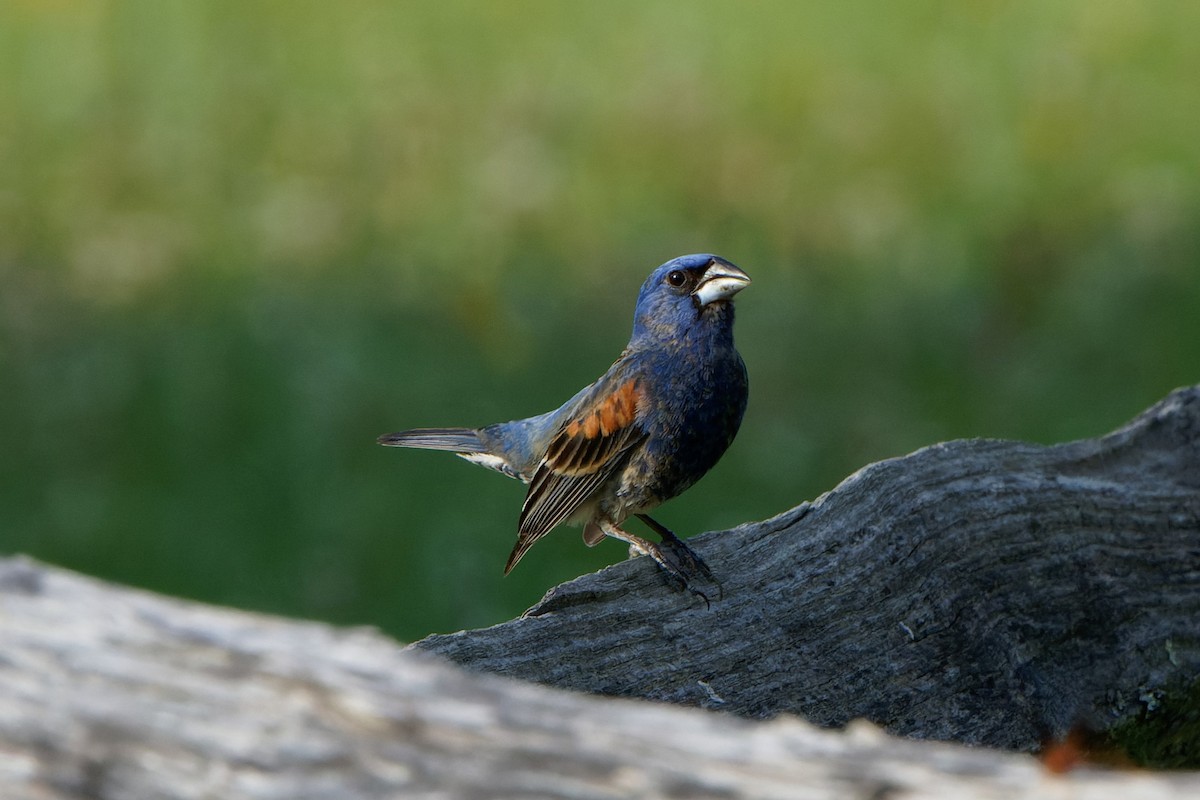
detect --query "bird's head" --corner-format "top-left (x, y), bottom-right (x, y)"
top-left (631, 254), bottom-right (751, 344)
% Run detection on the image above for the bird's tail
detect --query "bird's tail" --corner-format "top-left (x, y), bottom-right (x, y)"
top-left (376, 427), bottom-right (487, 452)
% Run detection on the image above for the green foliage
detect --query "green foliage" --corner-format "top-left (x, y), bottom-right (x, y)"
top-left (2, 2), bottom-right (1198, 640)
top-left (1110, 678), bottom-right (1200, 769)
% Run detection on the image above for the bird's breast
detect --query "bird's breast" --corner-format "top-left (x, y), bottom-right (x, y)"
top-left (626, 348), bottom-right (748, 503)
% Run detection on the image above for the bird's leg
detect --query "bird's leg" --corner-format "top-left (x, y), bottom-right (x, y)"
top-left (636, 514), bottom-right (723, 601)
top-left (600, 519), bottom-right (720, 606)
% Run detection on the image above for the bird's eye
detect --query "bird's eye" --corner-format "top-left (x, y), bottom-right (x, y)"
top-left (666, 270), bottom-right (687, 288)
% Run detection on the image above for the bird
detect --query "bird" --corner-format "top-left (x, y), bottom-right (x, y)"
top-left (378, 254), bottom-right (750, 594)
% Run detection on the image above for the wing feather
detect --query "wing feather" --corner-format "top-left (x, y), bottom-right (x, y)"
top-left (504, 377), bottom-right (646, 574)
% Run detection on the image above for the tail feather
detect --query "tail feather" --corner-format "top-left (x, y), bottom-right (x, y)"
top-left (376, 427), bottom-right (486, 452)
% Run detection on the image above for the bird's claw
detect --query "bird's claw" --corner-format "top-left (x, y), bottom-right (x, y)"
top-left (633, 513), bottom-right (723, 604)
top-left (641, 536), bottom-right (723, 607)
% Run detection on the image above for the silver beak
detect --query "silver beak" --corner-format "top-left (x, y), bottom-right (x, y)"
top-left (693, 261), bottom-right (751, 307)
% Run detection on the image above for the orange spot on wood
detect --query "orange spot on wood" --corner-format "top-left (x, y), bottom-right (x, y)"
top-left (1041, 731), bottom-right (1084, 775)
top-left (1040, 726), bottom-right (1136, 774)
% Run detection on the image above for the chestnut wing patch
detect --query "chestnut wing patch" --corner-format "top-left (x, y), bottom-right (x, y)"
top-left (505, 379), bottom-right (645, 573)
top-left (549, 378), bottom-right (642, 474)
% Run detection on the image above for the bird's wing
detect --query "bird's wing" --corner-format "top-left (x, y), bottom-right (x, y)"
top-left (505, 376), bottom-right (646, 573)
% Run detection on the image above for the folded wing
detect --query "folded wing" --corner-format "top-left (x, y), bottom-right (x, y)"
top-left (505, 377), bottom-right (645, 573)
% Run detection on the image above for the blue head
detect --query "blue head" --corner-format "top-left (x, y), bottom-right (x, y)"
top-left (631, 254), bottom-right (751, 345)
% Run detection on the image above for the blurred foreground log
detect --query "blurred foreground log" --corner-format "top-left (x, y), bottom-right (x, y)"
top-left (1, 386), bottom-right (1198, 798)
top-left (418, 385), bottom-right (1200, 750)
top-left (2, 556), bottom-right (1199, 800)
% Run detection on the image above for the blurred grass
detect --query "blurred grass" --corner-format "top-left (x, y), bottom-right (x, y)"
top-left (1, 1), bottom-right (1198, 640)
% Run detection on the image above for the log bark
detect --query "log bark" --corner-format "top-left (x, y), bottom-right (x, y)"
top-left (415, 385), bottom-right (1200, 751)
top-left (2, 386), bottom-right (1198, 798)
top-left (1, 555), bottom-right (1198, 799)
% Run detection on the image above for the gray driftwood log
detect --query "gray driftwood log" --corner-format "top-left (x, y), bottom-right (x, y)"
top-left (1, 386), bottom-right (1198, 798)
top-left (416, 384), bottom-right (1200, 751)
top-left (2, 556), bottom-right (1199, 800)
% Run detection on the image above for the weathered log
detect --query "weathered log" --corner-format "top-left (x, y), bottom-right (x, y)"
top-left (1, 554), bottom-right (1198, 799)
top-left (3, 386), bottom-right (1199, 797)
top-left (415, 385), bottom-right (1200, 752)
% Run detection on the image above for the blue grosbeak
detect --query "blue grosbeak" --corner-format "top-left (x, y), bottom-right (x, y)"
top-left (378, 254), bottom-right (750, 593)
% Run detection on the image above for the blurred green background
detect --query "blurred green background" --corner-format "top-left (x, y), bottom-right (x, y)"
top-left (2, 1), bottom-right (1197, 642)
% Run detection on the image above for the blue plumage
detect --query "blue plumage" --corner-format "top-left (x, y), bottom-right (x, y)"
top-left (378, 254), bottom-right (750, 595)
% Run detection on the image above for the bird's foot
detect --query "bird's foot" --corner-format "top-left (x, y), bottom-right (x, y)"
top-left (634, 514), bottom-right (723, 606)
top-left (644, 541), bottom-right (721, 607)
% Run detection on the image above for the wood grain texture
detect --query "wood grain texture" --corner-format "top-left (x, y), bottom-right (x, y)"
top-left (416, 385), bottom-right (1200, 750)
